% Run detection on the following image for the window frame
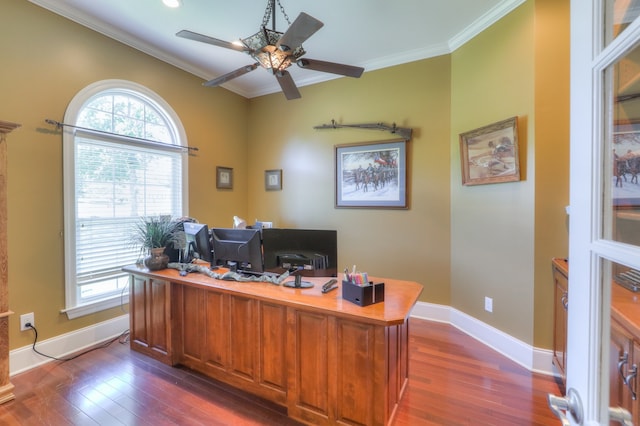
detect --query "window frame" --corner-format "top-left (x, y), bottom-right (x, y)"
top-left (61, 80), bottom-right (188, 319)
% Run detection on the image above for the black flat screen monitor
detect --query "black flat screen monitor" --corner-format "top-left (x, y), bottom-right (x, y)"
top-left (262, 228), bottom-right (337, 276)
top-left (183, 222), bottom-right (212, 264)
top-left (211, 228), bottom-right (264, 274)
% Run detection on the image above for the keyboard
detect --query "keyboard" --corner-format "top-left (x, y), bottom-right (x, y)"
top-left (239, 270), bottom-right (279, 278)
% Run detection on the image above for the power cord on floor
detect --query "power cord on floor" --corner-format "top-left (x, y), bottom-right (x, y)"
top-left (26, 323), bottom-right (130, 362)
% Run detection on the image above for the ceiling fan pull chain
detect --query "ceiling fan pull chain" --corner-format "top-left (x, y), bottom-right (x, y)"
top-left (262, 0), bottom-right (291, 30)
top-left (276, 0), bottom-right (292, 26)
top-left (261, 1), bottom-right (273, 28)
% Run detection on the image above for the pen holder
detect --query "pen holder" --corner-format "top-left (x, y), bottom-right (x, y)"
top-left (342, 280), bottom-right (385, 306)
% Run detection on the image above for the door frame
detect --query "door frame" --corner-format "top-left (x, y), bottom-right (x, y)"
top-left (569, 1), bottom-right (640, 424)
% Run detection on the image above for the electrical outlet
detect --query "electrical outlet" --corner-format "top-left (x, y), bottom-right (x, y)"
top-left (20, 312), bottom-right (34, 331)
top-left (484, 297), bottom-right (493, 313)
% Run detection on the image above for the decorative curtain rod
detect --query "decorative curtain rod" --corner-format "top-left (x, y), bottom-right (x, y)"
top-left (313, 119), bottom-right (412, 140)
top-left (45, 119), bottom-right (199, 153)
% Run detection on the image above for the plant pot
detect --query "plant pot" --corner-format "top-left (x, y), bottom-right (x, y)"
top-left (144, 247), bottom-right (169, 271)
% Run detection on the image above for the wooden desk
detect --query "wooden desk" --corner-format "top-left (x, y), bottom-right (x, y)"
top-left (123, 265), bottom-right (422, 426)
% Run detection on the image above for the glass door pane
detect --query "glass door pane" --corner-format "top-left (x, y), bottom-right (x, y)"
top-left (607, 258), bottom-right (640, 424)
top-left (605, 42), bottom-right (640, 245)
top-left (605, 0), bottom-right (640, 46)
top-left (602, 30), bottom-right (640, 426)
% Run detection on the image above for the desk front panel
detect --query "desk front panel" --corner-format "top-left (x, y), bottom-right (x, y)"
top-left (125, 266), bottom-right (421, 426)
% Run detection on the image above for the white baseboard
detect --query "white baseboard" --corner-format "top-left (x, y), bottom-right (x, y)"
top-left (10, 305), bottom-right (555, 378)
top-left (9, 315), bottom-right (129, 376)
top-left (410, 301), bottom-right (556, 377)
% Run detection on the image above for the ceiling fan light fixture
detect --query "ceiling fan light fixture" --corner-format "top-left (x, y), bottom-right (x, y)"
top-left (176, 0), bottom-right (363, 100)
top-left (256, 46), bottom-right (289, 70)
top-left (241, 28), bottom-right (304, 71)
top-left (162, 0), bottom-right (182, 8)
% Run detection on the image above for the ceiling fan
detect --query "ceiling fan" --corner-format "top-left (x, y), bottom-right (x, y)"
top-left (176, 0), bottom-right (364, 100)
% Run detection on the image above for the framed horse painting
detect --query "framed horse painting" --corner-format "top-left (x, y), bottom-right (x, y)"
top-left (335, 139), bottom-right (408, 209)
top-left (459, 116), bottom-right (520, 186)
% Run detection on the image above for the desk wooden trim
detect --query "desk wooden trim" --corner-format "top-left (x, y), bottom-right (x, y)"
top-left (124, 265), bottom-right (422, 426)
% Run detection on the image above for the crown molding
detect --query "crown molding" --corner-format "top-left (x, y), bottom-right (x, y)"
top-left (449, 0), bottom-right (526, 51)
top-left (29, 0), bottom-right (526, 99)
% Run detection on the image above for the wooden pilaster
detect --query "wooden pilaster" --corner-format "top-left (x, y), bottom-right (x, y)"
top-left (0, 120), bottom-right (20, 404)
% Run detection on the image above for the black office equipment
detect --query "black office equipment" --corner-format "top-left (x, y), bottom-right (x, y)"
top-left (183, 222), bottom-right (212, 264)
top-left (210, 228), bottom-right (264, 274)
top-left (262, 228), bottom-right (337, 276)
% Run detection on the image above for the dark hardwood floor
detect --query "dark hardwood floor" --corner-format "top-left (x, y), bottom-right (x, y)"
top-left (0, 319), bottom-right (562, 425)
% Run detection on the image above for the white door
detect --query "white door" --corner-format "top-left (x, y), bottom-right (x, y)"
top-left (554, 1), bottom-right (640, 425)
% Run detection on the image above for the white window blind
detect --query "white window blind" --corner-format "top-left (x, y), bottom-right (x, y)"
top-left (63, 81), bottom-right (187, 316)
top-left (74, 132), bottom-right (183, 287)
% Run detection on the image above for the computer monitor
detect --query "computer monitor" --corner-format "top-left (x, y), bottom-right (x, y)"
top-left (262, 228), bottom-right (337, 276)
top-left (210, 228), bottom-right (264, 274)
top-left (183, 222), bottom-right (212, 264)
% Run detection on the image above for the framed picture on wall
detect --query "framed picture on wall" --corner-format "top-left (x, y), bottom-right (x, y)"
top-left (265, 169), bottom-right (282, 191)
top-left (216, 166), bottom-right (233, 189)
top-left (612, 121), bottom-right (640, 208)
top-left (335, 139), bottom-right (408, 209)
top-left (459, 116), bottom-right (520, 186)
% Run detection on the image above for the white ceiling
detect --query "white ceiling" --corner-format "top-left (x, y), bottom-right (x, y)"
top-left (29, 0), bottom-right (523, 99)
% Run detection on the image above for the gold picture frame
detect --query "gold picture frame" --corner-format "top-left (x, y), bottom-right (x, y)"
top-left (459, 116), bottom-right (520, 186)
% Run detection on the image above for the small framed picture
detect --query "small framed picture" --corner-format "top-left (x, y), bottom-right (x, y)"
top-left (459, 116), bottom-right (520, 186)
top-left (216, 166), bottom-right (233, 189)
top-left (265, 169), bottom-right (282, 191)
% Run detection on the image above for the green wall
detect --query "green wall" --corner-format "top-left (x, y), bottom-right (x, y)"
top-left (451, 1), bottom-right (536, 344)
top-left (246, 56), bottom-right (453, 304)
top-left (450, 0), bottom-right (569, 345)
top-left (1, 0), bottom-right (568, 353)
top-left (1, 0), bottom-right (248, 349)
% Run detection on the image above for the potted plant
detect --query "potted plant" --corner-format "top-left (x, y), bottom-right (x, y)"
top-left (131, 215), bottom-right (181, 270)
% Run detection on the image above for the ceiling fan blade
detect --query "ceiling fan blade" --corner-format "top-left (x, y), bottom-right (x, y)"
top-left (176, 30), bottom-right (248, 52)
top-left (297, 58), bottom-right (364, 78)
top-left (203, 63), bottom-right (259, 87)
top-left (275, 70), bottom-right (301, 100)
top-left (276, 12), bottom-right (324, 52)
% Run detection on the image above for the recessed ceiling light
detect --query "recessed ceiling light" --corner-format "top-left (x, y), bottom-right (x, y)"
top-left (163, 0), bottom-right (182, 8)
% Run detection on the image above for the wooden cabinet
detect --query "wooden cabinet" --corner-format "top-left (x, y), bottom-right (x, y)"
top-left (172, 284), bottom-right (288, 404)
top-left (558, 260), bottom-right (640, 424)
top-left (552, 258), bottom-right (569, 382)
top-left (129, 274), bottom-right (172, 364)
top-left (170, 283), bottom-right (410, 425)
top-left (286, 315), bottom-right (409, 426)
top-left (609, 318), bottom-right (640, 424)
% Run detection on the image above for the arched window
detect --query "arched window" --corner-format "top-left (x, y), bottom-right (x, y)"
top-left (62, 80), bottom-right (188, 318)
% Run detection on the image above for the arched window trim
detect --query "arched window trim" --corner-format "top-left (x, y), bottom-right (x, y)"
top-left (62, 80), bottom-right (189, 319)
